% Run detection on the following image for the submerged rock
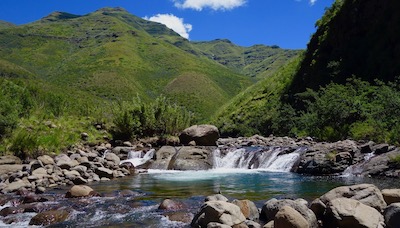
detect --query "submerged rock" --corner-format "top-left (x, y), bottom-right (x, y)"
top-left (29, 209), bottom-right (70, 226)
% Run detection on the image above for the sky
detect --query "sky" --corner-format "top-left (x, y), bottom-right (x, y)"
top-left (0, 0), bottom-right (335, 49)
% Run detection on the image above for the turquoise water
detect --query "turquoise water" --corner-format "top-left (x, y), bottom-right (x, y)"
top-left (3, 170), bottom-right (399, 227)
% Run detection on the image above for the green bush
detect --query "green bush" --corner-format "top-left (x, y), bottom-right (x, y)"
top-left (111, 96), bottom-right (193, 140)
top-left (8, 130), bottom-right (40, 160)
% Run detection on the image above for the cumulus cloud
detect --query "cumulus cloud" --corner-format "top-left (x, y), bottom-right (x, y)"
top-left (173, 0), bottom-right (247, 11)
top-left (309, 0), bottom-right (317, 5)
top-left (144, 14), bottom-right (193, 39)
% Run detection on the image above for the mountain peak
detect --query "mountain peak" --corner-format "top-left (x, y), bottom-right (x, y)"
top-left (42, 11), bottom-right (81, 22)
top-left (95, 7), bottom-right (128, 14)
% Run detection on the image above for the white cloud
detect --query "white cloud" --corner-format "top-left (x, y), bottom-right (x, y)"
top-left (144, 14), bottom-right (193, 39)
top-left (309, 0), bottom-right (317, 5)
top-left (173, 0), bottom-right (247, 11)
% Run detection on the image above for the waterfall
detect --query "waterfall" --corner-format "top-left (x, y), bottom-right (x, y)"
top-left (342, 152), bottom-right (375, 176)
top-left (213, 147), bottom-right (304, 172)
top-left (120, 149), bottom-right (155, 167)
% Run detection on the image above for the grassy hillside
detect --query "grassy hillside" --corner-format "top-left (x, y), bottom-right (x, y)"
top-left (0, 7), bottom-right (251, 121)
top-left (216, 0), bottom-right (400, 144)
top-left (191, 39), bottom-right (300, 80)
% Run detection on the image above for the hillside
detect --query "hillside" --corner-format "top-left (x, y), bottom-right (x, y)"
top-left (191, 39), bottom-right (300, 80)
top-left (0, 7), bottom-right (251, 121)
top-left (215, 0), bottom-right (400, 143)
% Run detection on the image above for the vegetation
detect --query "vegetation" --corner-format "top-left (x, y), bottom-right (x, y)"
top-left (111, 96), bottom-right (192, 140)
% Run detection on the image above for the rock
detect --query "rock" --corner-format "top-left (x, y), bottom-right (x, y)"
top-left (29, 209), bottom-right (70, 226)
top-left (324, 198), bottom-right (384, 228)
top-left (0, 164), bottom-right (24, 175)
top-left (111, 147), bottom-right (136, 155)
top-left (313, 184), bottom-right (387, 215)
top-left (206, 222), bottom-right (231, 228)
top-left (245, 220), bottom-right (262, 228)
top-left (158, 198), bottom-right (185, 210)
top-left (179, 125), bottom-right (220, 146)
top-left (191, 201), bottom-right (246, 227)
top-left (37, 155), bottom-right (55, 165)
top-left (205, 194), bottom-right (228, 202)
top-left (374, 144), bottom-right (389, 154)
top-left (384, 202), bottom-right (400, 228)
top-left (105, 152), bottom-right (120, 165)
top-left (65, 185), bottom-right (100, 198)
top-left (232, 199), bottom-right (259, 221)
top-left (382, 189), bottom-right (400, 205)
top-left (164, 211), bottom-right (193, 223)
top-left (95, 167), bottom-right (114, 179)
top-left (260, 198), bottom-right (317, 228)
top-left (71, 165), bottom-right (88, 174)
top-left (148, 146), bottom-right (176, 170)
top-left (32, 167), bottom-right (48, 178)
top-left (170, 147), bottom-right (214, 170)
top-left (0, 155), bottom-right (22, 165)
top-left (80, 132), bottom-right (89, 140)
top-left (360, 142), bottom-right (374, 154)
top-left (274, 206), bottom-right (309, 228)
top-left (2, 180), bottom-right (30, 193)
top-left (263, 221), bottom-right (274, 228)
top-left (0, 206), bottom-right (25, 217)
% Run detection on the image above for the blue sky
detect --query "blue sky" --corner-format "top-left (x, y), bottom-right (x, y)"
top-left (0, 0), bottom-right (334, 49)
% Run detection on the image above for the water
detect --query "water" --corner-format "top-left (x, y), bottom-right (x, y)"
top-left (2, 147), bottom-right (399, 227)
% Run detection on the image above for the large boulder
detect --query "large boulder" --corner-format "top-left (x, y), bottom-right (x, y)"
top-left (29, 209), bottom-right (70, 226)
top-left (232, 199), bottom-right (259, 221)
top-left (179, 125), bottom-right (219, 146)
top-left (171, 147), bottom-right (214, 170)
top-left (65, 185), bottom-right (99, 198)
top-left (382, 189), bottom-right (400, 205)
top-left (191, 201), bottom-right (246, 228)
top-left (324, 198), bottom-right (384, 228)
top-left (261, 198), bottom-right (318, 228)
top-left (274, 206), bottom-right (309, 228)
top-left (384, 202), bottom-right (400, 228)
top-left (149, 146), bottom-right (214, 170)
top-left (311, 184), bottom-right (386, 218)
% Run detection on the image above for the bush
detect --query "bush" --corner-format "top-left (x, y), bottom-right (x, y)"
top-left (8, 130), bottom-right (41, 160)
top-left (111, 96), bottom-right (193, 140)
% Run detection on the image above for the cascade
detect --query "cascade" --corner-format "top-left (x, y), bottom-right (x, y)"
top-left (120, 149), bottom-right (155, 167)
top-left (342, 152), bottom-right (375, 176)
top-left (213, 147), bottom-right (305, 172)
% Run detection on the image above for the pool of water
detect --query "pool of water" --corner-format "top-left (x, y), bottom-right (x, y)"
top-left (3, 170), bottom-right (399, 227)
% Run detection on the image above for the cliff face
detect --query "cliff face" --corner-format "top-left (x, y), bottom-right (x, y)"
top-left (288, 0), bottom-right (400, 98)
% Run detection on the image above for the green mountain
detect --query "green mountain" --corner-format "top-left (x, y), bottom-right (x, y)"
top-left (0, 7), bottom-right (252, 121)
top-left (215, 0), bottom-right (400, 143)
top-left (0, 21), bottom-right (15, 29)
top-left (190, 39), bottom-right (300, 80)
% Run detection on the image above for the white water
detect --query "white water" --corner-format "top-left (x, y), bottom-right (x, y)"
top-left (342, 152), bottom-right (375, 176)
top-left (120, 149), bottom-right (155, 167)
top-left (213, 147), bottom-right (304, 172)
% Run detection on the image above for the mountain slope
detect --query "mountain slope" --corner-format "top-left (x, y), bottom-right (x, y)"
top-left (190, 39), bottom-right (300, 80)
top-left (0, 7), bottom-right (251, 120)
top-left (287, 0), bottom-right (400, 98)
top-left (215, 0), bottom-right (400, 140)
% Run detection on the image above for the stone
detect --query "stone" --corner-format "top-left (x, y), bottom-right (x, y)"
top-left (80, 132), bottom-right (89, 140)
top-left (169, 147), bottom-right (214, 170)
top-left (324, 198), bottom-right (384, 228)
top-left (274, 206), bottom-right (309, 228)
top-left (158, 198), bottom-right (185, 210)
top-left (95, 167), bottom-right (114, 179)
top-left (232, 199), bottom-right (259, 221)
top-left (29, 209), bottom-right (70, 226)
top-left (0, 155), bottom-right (22, 165)
top-left (384, 202), bottom-right (400, 228)
top-left (105, 152), bottom-right (120, 165)
top-left (0, 164), bottom-right (24, 175)
top-left (245, 220), bottom-right (262, 228)
top-left (37, 155), bottom-right (55, 165)
top-left (191, 201), bottom-right (246, 227)
top-left (0, 206), bottom-right (25, 217)
top-left (382, 189), bottom-right (400, 205)
top-left (360, 142), bottom-right (374, 154)
top-left (206, 222), bottom-right (231, 228)
top-left (205, 194), bottom-right (228, 202)
top-left (2, 179), bottom-right (30, 193)
top-left (261, 198), bottom-right (317, 228)
top-left (164, 211), bottom-right (193, 224)
top-left (32, 167), bottom-right (48, 177)
top-left (65, 185), bottom-right (99, 198)
top-left (374, 144), bottom-right (389, 154)
top-left (263, 221), bottom-right (274, 228)
top-left (315, 184), bottom-right (387, 213)
top-left (71, 165), bottom-right (88, 174)
top-left (179, 125), bottom-right (220, 146)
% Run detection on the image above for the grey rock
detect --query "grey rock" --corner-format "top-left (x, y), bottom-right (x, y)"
top-left (179, 125), bottom-right (220, 146)
top-left (95, 167), bottom-right (113, 179)
top-left (384, 202), bottom-right (400, 228)
top-left (191, 201), bottom-right (246, 227)
top-left (205, 194), bottom-right (228, 202)
top-left (37, 155), bottom-right (55, 165)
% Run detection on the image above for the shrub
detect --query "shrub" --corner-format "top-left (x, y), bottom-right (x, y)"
top-left (111, 96), bottom-right (193, 140)
top-left (8, 130), bottom-right (41, 160)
